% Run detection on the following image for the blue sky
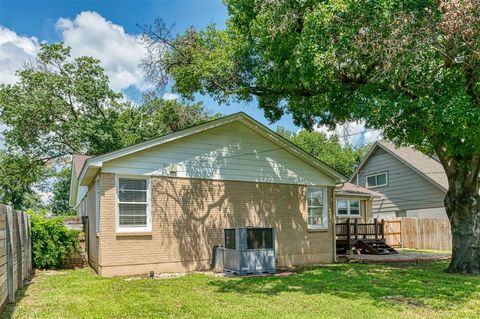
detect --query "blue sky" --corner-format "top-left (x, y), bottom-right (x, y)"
top-left (0, 0), bottom-right (379, 144)
top-left (0, 0), bottom-right (303, 131)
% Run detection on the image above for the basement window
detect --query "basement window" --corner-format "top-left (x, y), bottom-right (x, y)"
top-left (116, 176), bottom-right (151, 232)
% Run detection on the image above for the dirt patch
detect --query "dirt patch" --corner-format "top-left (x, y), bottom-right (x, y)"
top-left (383, 296), bottom-right (429, 308)
top-left (38, 270), bottom-right (67, 276)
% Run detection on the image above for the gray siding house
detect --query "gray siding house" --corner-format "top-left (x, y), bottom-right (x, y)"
top-left (351, 141), bottom-right (448, 218)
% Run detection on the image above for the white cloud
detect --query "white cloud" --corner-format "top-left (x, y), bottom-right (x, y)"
top-left (0, 27), bottom-right (39, 84)
top-left (162, 92), bottom-right (179, 101)
top-left (1, 12), bottom-right (151, 93)
top-left (56, 11), bottom-right (151, 92)
top-left (315, 121), bottom-right (382, 147)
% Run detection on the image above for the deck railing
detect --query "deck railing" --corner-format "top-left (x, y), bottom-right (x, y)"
top-left (336, 218), bottom-right (385, 241)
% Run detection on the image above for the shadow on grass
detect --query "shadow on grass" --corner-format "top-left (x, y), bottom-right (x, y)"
top-left (208, 262), bottom-right (480, 309)
top-left (1, 273), bottom-right (35, 319)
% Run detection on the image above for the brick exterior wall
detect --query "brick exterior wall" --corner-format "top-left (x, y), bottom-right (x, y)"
top-left (95, 173), bottom-right (336, 277)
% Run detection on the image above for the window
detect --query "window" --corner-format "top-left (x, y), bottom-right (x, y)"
top-left (117, 176), bottom-right (151, 232)
top-left (307, 187), bottom-right (328, 229)
top-left (366, 172), bottom-right (388, 188)
top-left (95, 180), bottom-right (100, 234)
top-left (247, 228), bottom-right (273, 249)
top-left (336, 199), bottom-right (361, 217)
top-left (224, 229), bottom-right (236, 249)
top-left (395, 210), bottom-right (407, 218)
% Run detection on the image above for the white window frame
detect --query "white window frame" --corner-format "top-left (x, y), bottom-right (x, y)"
top-left (115, 175), bottom-right (152, 233)
top-left (95, 177), bottom-right (100, 235)
top-left (306, 187), bottom-right (328, 230)
top-left (336, 199), bottom-right (361, 218)
top-left (366, 172), bottom-right (388, 188)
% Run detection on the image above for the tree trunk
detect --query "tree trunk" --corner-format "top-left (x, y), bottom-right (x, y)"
top-left (442, 157), bottom-right (480, 274)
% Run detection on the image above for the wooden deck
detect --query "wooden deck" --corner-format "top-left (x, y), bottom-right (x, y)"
top-left (336, 219), bottom-right (398, 255)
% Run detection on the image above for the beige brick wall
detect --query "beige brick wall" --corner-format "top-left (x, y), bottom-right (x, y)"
top-left (96, 173), bottom-right (336, 276)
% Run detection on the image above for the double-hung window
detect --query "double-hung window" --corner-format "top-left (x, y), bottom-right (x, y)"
top-left (117, 176), bottom-right (151, 232)
top-left (366, 172), bottom-right (388, 188)
top-left (336, 199), bottom-right (361, 217)
top-left (307, 187), bottom-right (328, 229)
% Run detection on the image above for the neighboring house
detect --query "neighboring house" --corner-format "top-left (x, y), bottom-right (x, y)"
top-left (351, 141), bottom-right (448, 218)
top-left (334, 182), bottom-right (379, 223)
top-left (70, 154), bottom-right (93, 219)
top-left (69, 112), bottom-right (347, 277)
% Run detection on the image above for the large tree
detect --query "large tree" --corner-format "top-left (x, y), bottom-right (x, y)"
top-left (277, 128), bottom-right (368, 177)
top-left (143, 0), bottom-right (480, 273)
top-left (0, 44), bottom-right (218, 211)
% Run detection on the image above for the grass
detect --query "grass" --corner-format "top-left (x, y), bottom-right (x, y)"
top-left (2, 262), bottom-right (480, 319)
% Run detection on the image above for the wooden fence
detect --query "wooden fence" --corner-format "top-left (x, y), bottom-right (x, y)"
top-left (0, 204), bottom-right (32, 313)
top-left (385, 217), bottom-right (452, 251)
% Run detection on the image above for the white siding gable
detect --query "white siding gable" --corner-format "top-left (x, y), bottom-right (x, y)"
top-left (76, 185), bottom-right (88, 207)
top-left (101, 122), bottom-right (335, 186)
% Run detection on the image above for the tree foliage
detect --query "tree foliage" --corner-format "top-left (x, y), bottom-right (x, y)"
top-left (113, 92), bottom-right (220, 148)
top-left (0, 44), bottom-right (218, 211)
top-left (0, 151), bottom-right (49, 210)
top-left (276, 128), bottom-right (368, 177)
top-left (51, 167), bottom-right (76, 216)
top-left (29, 210), bottom-right (80, 269)
top-left (143, 0), bottom-right (480, 273)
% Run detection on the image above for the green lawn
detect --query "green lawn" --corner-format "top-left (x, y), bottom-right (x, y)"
top-left (3, 262), bottom-right (480, 319)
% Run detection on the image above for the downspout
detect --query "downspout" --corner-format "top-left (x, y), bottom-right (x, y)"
top-left (333, 181), bottom-right (345, 263)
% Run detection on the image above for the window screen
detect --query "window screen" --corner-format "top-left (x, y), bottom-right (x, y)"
top-left (307, 188), bottom-right (327, 228)
top-left (224, 229), bottom-right (236, 249)
top-left (336, 199), bottom-right (361, 217)
top-left (247, 228), bottom-right (273, 249)
top-left (349, 200), bottom-right (360, 215)
top-left (118, 178), bottom-right (148, 227)
top-left (337, 200), bottom-right (348, 215)
top-left (366, 172), bottom-right (388, 188)
top-left (396, 210), bottom-right (407, 218)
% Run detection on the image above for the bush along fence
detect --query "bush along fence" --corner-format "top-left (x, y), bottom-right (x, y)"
top-left (0, 204), bottom-right (32, 313)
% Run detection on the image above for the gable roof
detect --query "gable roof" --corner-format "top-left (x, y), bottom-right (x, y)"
top-left (351, 141), bottom-right (448, 192)
top-left (76, 112), bottom-right (347, 189)
top-left (69, 154), bottom-right (93, 206)
top-left (72, 154), bottom-right (92, 178)
top-left (335, 182), bottom-right (381, 198)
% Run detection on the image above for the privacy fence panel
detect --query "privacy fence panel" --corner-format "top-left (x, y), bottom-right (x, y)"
top-left (385, 217), bottom-right (452, 251)
top-left (0, 204), bottom-right (32, 313)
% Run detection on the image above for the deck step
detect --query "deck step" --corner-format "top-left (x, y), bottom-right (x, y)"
top-left (356, 239), bottom-right (399, 255)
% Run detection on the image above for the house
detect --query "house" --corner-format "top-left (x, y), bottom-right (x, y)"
top-left (351, 141), bottom-right (448, 218)
top-left (334, 182), bottom-right (379, 223)
top-left (69, 112), bottom-right (348, 276)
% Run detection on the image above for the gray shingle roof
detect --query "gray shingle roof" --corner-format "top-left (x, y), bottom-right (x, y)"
top-left (335, 182), bottom-right (382, 198)
top-left (377, 141), bottom-right (448, 191)
top-left (72, 154), bottom-right (93, 178)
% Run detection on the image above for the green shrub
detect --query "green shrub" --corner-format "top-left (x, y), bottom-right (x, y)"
top-left (28, 210), bottom-right (80, 269)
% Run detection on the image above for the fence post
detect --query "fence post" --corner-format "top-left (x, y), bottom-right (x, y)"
top-left (346, 218), bottom-right (351, 251)
top-left (15, 212), bottom-right (23, 290)
top-left (374, 218), bottom-right (378, 240)
top-left (5, 206), bottom-right (14, 303)
top-left (381, 219), bottom-right (385, 240)
top-left (354, 218), bottom-right (358, 240)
